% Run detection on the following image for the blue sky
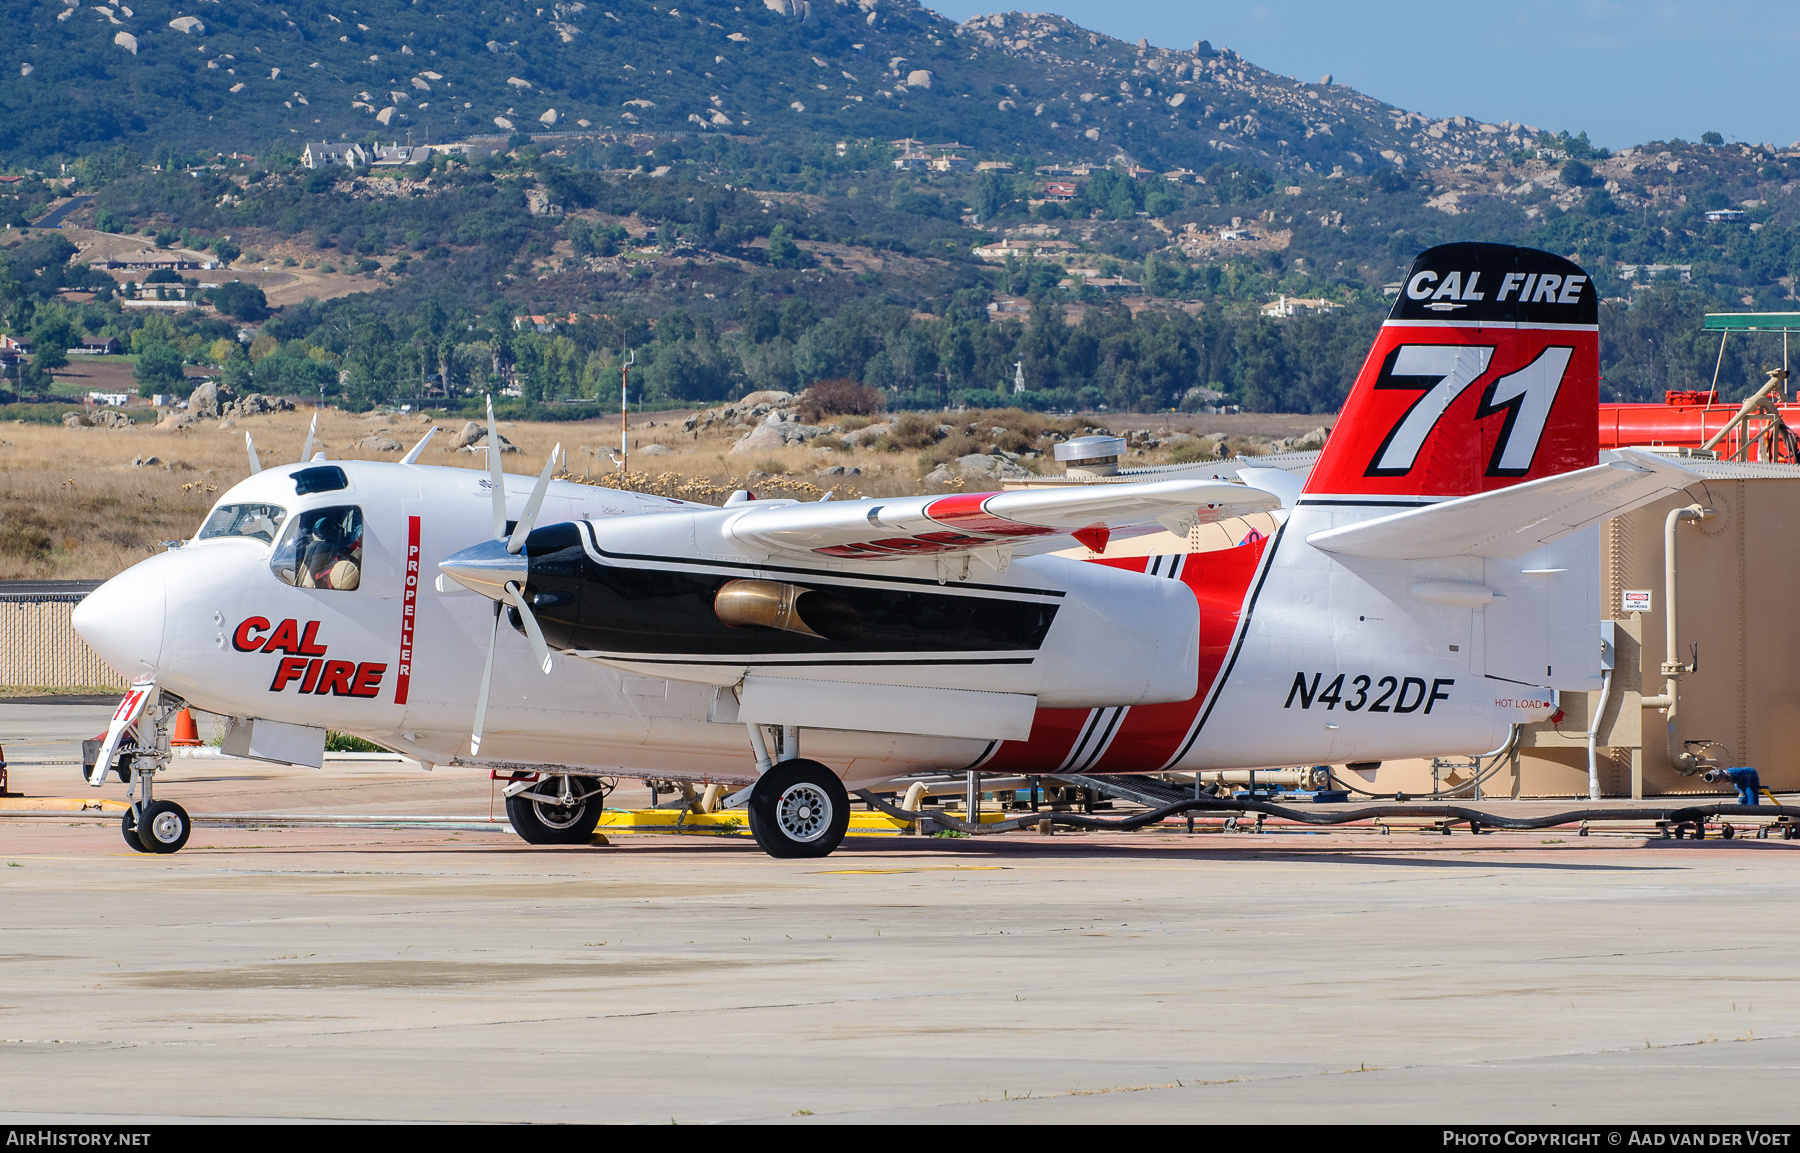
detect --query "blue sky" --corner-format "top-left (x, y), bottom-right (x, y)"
top-left (919, 1), bottom-right (1800, 150)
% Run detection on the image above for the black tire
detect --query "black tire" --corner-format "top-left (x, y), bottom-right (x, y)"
top-left (136, 801), bottom-right (191, 854)
top-left (505, 774), bottom-right (605, 844)
top-left (121, 808), bottom-right (152, 853)
top-left (747, 759), bottom-right (850, 859)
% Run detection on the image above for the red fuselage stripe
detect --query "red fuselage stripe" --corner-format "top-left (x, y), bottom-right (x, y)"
top-left (981, 537), bottom-right (1269, 774)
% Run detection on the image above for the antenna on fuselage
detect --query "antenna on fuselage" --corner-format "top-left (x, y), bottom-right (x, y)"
top-left (245, 433), bottom-right (262, 475)
top-left (299, 411), bottom-right (318, 463)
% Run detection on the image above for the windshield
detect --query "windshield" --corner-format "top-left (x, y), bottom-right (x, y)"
top-left (196, 502), bottom-right (287, 545)
top-left (271, 505), bottom-right (364, 591)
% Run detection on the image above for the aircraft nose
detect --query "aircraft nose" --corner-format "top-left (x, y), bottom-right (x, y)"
top-left (439, 538), bottom-right (527, 603)
top-left (72, 562), bottom-right (168, 680)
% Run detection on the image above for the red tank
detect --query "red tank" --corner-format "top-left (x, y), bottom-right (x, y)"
top-left (1599, 390), bottom-right (1800, 462)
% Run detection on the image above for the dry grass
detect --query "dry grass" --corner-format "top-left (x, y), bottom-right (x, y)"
top-left (0, 403), bottom-right (1283, 580)
top-left (0, 406), bottom-right (936, 579)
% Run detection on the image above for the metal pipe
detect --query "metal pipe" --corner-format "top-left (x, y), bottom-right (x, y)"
top-left (966, 770), bottom-right (980, 824)
top-left (1586, 668), bottom-right (1614, 801)
top-left (1651, 504), bottom-right (1712, 775)
top-left (782, 725), bottom-right (799, 762)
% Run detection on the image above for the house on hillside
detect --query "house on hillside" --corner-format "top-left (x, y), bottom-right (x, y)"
top-left (976, 160), bottom-right (1016, 173)
top-left (1162, 168), bottom-right (1199, 184)
top-left (302, 142), bottom-right (368, 169)
top-left (1705, 209), bottom-right (1748, 224)
top-left (371, 143), bottom-right (432, 167)
top-left (513, 313), bottom-right (579, 333)
top-left (971, 238), bottom-right (1077, 264)
top-left (69, 338), bottom-right (123, 356)
top-left (1041, 181), bottom-right (1078, 202)
top-left (929, 154), bottom-right (974, 173)
top-left (1261, 295), bottom-right (1337, 318)
top-left (891, 150), bottom-right (931, 171)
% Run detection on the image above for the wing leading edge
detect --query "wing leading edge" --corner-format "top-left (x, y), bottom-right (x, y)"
top-left (722, 479), bottom-right (1282, 560)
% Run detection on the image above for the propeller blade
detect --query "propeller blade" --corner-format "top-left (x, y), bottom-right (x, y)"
top-left (506, 443), bottom-right (560, 555)
top-left (399, 425), bottom-right (436, 464)
top-left (487, 394), bottom-right (506, 542)
top-left (470, 602), bottom-right (502, 756)
top-left (300, 412), bottom-right (317, 463)
top-left (503, 581), bottom-right (555, 675)
top-left (245, 433), bottom-right (262, 475)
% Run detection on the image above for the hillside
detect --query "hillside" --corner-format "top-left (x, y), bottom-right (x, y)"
top-left (3, 0), bottom-right (1530, 172)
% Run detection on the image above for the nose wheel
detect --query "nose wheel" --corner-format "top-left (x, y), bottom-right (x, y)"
top-left (124, 800), bottom-right (192, 854)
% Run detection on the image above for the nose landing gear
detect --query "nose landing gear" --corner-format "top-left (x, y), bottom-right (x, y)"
top-left (89, 683), bottom-right (196, 854)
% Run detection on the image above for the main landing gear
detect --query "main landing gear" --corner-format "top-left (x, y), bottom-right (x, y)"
top-left (501, 772), bottom-right (609, 844)
top-left (748, 758), bottom-right (851, 858)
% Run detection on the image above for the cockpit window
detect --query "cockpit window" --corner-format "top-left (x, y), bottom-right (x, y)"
top-left (271, 505), bottom-right (364, 591)
top-left (293, 465), bottom-right (348, 496)
top-left (196, 503), bottom-right (287, 545)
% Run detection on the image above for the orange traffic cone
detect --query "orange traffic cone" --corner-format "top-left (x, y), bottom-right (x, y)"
top-left (171, 708), bottom-right (202, 747)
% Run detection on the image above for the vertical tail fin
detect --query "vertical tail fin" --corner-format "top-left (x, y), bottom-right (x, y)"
top-left (1304, 243), bottom-right (1598, 500)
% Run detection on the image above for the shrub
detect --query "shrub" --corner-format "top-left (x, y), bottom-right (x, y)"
top-left (890, 411), bottom-right (940, 449)
top-left (797, 378), bottom-right (885, 423)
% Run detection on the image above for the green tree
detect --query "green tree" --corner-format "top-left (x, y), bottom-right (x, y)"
top-left (30, 311), bottom-right (73, 371)
top-left (974, 173), bottom-right (1010, 222)
top-left (133, 343), bottom-right (185, 396)
top-left (766, 223), bottom-right (807, 269)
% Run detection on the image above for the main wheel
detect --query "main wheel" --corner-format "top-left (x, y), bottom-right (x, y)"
top-left (121, 807), bottom-right (151, 852)
top-left (136, 800), bottom-right (191, 854)
top-left (747, 759), bottom-right (850, 859)
top-left (505, 774), bottom-right (606, 844)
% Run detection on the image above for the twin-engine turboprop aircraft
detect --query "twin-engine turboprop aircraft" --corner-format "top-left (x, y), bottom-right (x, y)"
top-left (74, 243), bottom-right (1704, 858)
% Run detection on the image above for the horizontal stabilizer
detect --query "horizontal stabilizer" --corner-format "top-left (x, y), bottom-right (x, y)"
top-left (725, 479), bottom-right (1279, 560)
top-left (1305, 449), bottom-right (1700, 560)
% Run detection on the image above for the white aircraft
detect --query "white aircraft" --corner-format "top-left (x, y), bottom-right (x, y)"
top-left (73, 243), bottom-right (1702, 858)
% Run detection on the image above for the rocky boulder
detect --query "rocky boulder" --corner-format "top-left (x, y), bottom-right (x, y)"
top-left (85, 409), bottom-right (135, 430)
top-left (222, 393), bottom-right (295, 418)
top-left (728, 411), bottom-right (828, 456)
top-left (353, 436), bottom-right (403, 453)
top-left (838, 421), bottom-right (892, 448)
top-left (186, 380), bottom-right (236, 418)
top-left (456, 426), bottom-right (521, 454)
top-left (926, 453), bottom-right (1031, 484)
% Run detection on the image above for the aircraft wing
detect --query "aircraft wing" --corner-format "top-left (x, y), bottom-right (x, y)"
top-left (1305, 449), bottom-right (1702, 561)
top-left (723, 479), bottom-right (1281, 560)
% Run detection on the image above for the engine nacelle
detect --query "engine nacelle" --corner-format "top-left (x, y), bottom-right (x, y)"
top-left (515, 518), bottom-right (1199, 709)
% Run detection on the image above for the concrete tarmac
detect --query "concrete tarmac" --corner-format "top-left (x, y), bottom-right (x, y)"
top-left (3, 704), bottom-right (1799, 1124)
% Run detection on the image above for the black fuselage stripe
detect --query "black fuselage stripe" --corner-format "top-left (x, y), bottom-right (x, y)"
top-left (1168, 521), bottom-right (1289, 766)
top-left (589, 656), bottom-right (1039, 667)
top-left (961, 740), bottom-right (1001, 772)
top-left (577, 522), bottom-right (1067, 598)
top-left (1060, 708), bottom-right (1104, 770)
top-left (1076, 706), bottom-right (1128, 771)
